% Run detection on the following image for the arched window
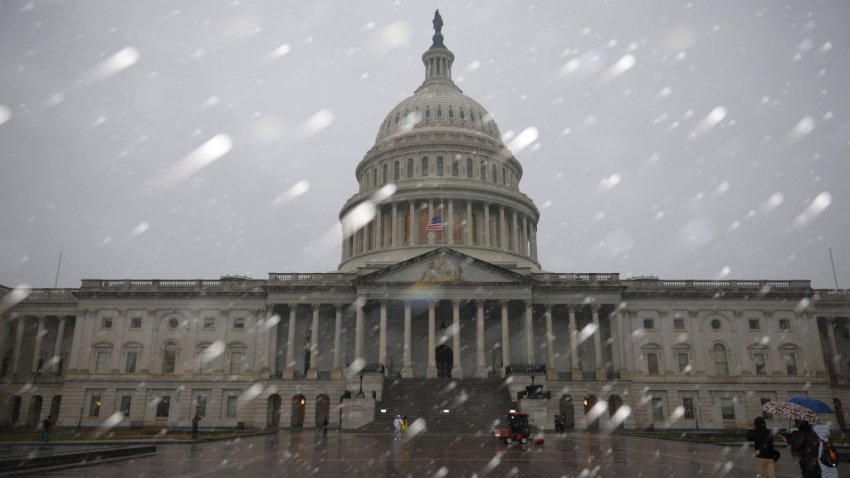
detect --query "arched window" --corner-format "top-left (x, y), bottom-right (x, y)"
top-left (466, 158), bottom-right (473, 178)
top-left (382, 164), bottom-right (388, 184)
top-left (425, 106), bottom-right (431, 119)
top-left (436, 156), bottom-right (444, 176)
top-left (162, 342), bottom-right (177, 374)
top-left (437, 106), bottom-right (442, 118)
top-left (421, 157), bottom-right (429, 177)
top-left (470, 111), bottom-right (475, 122)
top-left (491, 164), bottom-right (497, 183)
top-left (407, 158), bottom-right (413, 178)
top-left (460, 109), bottom-right (465, 120)
top-left (480, 162), bottom-right (487, 181)
top-left (393, 161), bottom-right (400, 181)
top-left (713, 344), bottom-right (729, 376)
top-left (197, 343), bottom-right (212, 374)
top-left (448, 107), bottom-right (454, 118)
top-left (452, 159), bottom-right (459, 177)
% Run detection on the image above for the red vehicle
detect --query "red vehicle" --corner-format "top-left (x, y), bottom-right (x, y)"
top-left (494, 411), bottom-right (530, 444)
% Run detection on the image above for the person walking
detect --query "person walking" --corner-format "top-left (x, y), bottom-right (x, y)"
top-left (322, 417), bottom-right (329, 436)
top-left (787, 420), bottom-right (822, 478)
top-left (40, 415), bottom-right (52, 443)
top-left (401, 415), bottom-right (408, 439)
top-left (813, 422), bottom-right (838, 478)
top-left (393, 414), bottom-right (402, 441)
top-left (747, 417), bottom-right (778, 478)
top-left (191, 414), bottom-right (201, 440)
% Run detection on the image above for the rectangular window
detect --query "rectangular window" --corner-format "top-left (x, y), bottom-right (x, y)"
top-left (226, 396), bottom-right (238, 418)
top-left (95, 351), bottom-right (109, 373)
top-left (452, 159), bottom-right (459, 176)
top-left (233, 318), bottom-right (245, 330)
top-left (156, 396), bottom-right (171, 417)
top-left (677, 352), bottom-right (690, 373)
top-left (760, 398), bottom-right (773, 419)
top-left (784, 352), bottom-right (798, 375)
top-left (466, 158), bottom-right (472, 178)
top-left (89, 394), bottom-right (102, 417)
top-left (101, 317), bottom-right (112, 329)
top-left (229, 351), bottom-right (244, 374)
top-left (651, 397), bottom-right (664, 420)
top-left (646, 352), bottom-right (659, 375)
top-left (130, 317), bottom-right (142, 329)
top-left (779, 319), bottom-right (790, 330)
top-left (407, 158), bottom-right (413, 178)
top-left (203, 318), bottom-right (215, 330)
top-left (720, 397), bottom-right (735, 420)
top-left (748, 319), bottom-right (760, 330)
top-left (436, 156), bottom-right (444, 176)
top-left (643, 318), bottom-right (654, 330)
top-left (673, 318), bottom-right (685, 330)
top-left (682, 397), bottom-right (695, 419)
top-left (421, 157), bottom-right (429, 176)
top-left (120, 395), bottom-right (132, 417)
top-left (754, 352), bottom-right (766, 375)
top-left (125, 350), bottom-right (138, 373)
top-left (195, 396), bottom-right (207, 417)
top-left (480, 162), bottom-right (486, 181)
top-left (394, 161), bottom-right (400, 180)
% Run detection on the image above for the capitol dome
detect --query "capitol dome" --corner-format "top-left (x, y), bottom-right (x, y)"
top-left (338, 11), bottom-right (541, 273)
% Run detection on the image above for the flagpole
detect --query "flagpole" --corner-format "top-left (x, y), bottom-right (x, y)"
top-left (829, 248), bottom-right (840, 291)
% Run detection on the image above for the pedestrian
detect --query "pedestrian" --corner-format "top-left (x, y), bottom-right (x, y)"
top-left (393, 414), bottom-right (402, 441)
top-left (191, 414), bottom-right (201, 440)
top-left (747, 416), bottom-right (778, 478)
top-left (787, 420), bottom-right (822, 478)
top-left (40, 415), bottom-right (52, 443)
top-left (322, 416), bottom-right (329, 436)
top-left (401, 415), bottom-right (408, 439)
top-left (813, 421), bottom-right (838, 478)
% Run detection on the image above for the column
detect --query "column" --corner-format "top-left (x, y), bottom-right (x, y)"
top-left (264, 305), bottom-right (277, 376)
top-left (140, 309), bottom-right (154, 373)
top-left (531, 224), bottom-right (538, 260)
top-left (501, 300), bottom-right (510, 377)
top-left (52, 316), bottom-right (66, 374)
top-left (521, 215), bottom-right (528, 255)
top-left (31, 316), bottom-right (45, 373)
top-left (525, 301), bottom-right (535, 363)
top-left (331, 305), bottom-right (343, 379)
top-left (427, 300), bottom-right (437, 378)
top-left (447, 199), bottom-right (454, 244)
top-left (483, 204), bottom-right (490, 247)
top-left (476, 300), bottom-right (487, 377)
top-left (592, 304), bottom-right (605, 380)
top-left (466, 201), bottom-right (473, 244)
top-left (379, 300), bottom-right (388, 368)
top-left (10, 316), bottom-right (25, 377)
top-left (545, 306), bottom-right (557, 380)
top-left (614, 311), bottom-right (627, 379)
top-left (569, 305), bottom-right (581, 380)
top-left (307, 304), bottom-right (320, 379)
top-left (499, 206), bottom-right (506, 249)
top-left (409, 202), bottom-right (415, 245)
top-left (110, 310), bottom-right (127, 373)
top-left (451, 300), bottom-right (462, 378)
top-left (375, 206), bottom-right (383, 249)
top-left (391, 203), bottom-right (398, 247)
top-left (402, 301), bottom-right (413, 377)
top-left (355, 299), bottom-right (364, 364)
top-left (0, 319), bottom-right (9, 377)
top-left (827, 317), bottom-right (840, 376)
top-left (512, 210), bottom-right (519, 253)
top-left (283, 305), bottom-right (296, 379)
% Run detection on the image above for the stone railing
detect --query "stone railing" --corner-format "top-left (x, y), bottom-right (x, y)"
top-left (18, 288), bottom-right (78, 302)
top-left (80, 279), bottom-right (264, 290)
top-left (268, 273), bottom-right (353, 283)
top-left (624, 279), bottom-right (811, 291)
top-left (533, 273), bottom-right (619, 282)
top-left (505, 363), bottom-right (546, 375)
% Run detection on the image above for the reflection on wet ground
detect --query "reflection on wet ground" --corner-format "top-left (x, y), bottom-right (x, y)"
top-left (41, 430), bottom-right (804, 477)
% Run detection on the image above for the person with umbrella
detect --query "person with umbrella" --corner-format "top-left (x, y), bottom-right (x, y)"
top-left (747, 416), bottom-right (779, 478)
top-left (763, 397), bottom-right (834, 478)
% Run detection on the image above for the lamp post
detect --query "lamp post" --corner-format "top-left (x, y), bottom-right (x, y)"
top-left (76, 405), bottom-right (83, 432)
top-left (356, 369), bottom-right (365, 399)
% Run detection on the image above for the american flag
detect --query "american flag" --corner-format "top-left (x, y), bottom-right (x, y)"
top-left (425, 215), bottom-right (444, 232)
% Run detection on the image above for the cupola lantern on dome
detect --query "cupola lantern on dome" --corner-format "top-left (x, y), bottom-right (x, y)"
top-left (338, 12), bottom-right (541, 273)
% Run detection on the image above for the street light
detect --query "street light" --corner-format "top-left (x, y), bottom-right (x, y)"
top-left (356, 369), bottom-right (365, 399)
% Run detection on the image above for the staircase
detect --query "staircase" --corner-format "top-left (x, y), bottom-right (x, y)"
top-left (358, 378), bottom-right (515, 434)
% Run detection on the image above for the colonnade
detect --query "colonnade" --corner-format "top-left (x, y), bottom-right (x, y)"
top-left (273, 300), bottom-right (613, 381)
top-left (343, 198), bottom-right (538, 261)
top-left (0, 315), bottom-right (69, 379)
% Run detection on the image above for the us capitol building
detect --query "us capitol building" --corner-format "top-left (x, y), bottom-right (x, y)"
top-left (2, 12), bottom-right (849, 433)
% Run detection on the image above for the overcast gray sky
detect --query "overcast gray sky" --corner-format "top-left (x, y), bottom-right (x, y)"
top-left (1, 0), bottom-right (848, 289)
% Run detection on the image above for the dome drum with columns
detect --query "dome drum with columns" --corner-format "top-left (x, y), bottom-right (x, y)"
top-left (339, 13), bottom-right (540, 272)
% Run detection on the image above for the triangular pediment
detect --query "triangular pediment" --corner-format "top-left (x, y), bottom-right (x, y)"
top-left (355, 248), bottom-right (533, 285)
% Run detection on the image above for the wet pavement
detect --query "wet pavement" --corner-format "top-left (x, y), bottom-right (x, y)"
top-left (39, 430), bottom-right (807, 477)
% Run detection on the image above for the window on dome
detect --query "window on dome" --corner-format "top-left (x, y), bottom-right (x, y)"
top-left (448, 107), bottom-right (453, 118)
top-left (460, 109), bottom-right (465, 120)
top-left (470, 111), bottom-right (475, 122)
top-left (491, 164), bottom-right (497, 183)
top-left (502, 167), bottom-right (506, 185)
top-left (436, 156), bottom-right (443, 176)
top-left (452, 159), bottom-right (459, 176)
top-left (407, 158), bottom-right (413, 178)
top-left (437, 106), bottom-right (442, 118)
top-left (425, 107), bottom-right (431, 119)
top-left (394, 114), bottom-right (399, 124)
top-left (394, 161), bottom-right (400, 181)
top-left (480, 162), bottom-right (486, 181)
top-left (466, 158), bottom-right (472, 178)
top-left (421, 157), bottom-right (429, 177)
top-left (382, 164), bottom-right (388, 184)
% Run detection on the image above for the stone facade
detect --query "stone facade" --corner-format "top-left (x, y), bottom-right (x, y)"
top-left (2, 14), bottom-right (850, 432)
